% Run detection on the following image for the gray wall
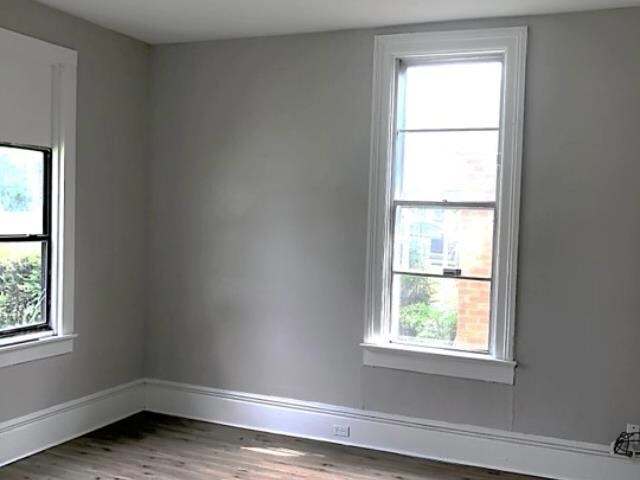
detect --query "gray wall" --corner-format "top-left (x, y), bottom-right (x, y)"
top-left (0, 0), bottom-right (635, 448)
top-left (148, 8), bottom-right (640, 445)
top-left (0, 0), bottom-right (150, 421)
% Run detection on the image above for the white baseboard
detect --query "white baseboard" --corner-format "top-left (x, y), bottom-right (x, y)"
top-left (145, 378), bottom-right (639, 480)
top-left (1, 378), bottom-right (637, 480)
top-left (0, 379), bottom-right (145, 467)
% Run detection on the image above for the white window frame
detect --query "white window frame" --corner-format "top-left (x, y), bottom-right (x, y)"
top-left (362, 27), bottom-right (527, 384)
top-left (0, 27), bottom-right (77, 368)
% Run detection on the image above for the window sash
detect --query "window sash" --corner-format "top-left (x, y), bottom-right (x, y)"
top-left (388, 210), bottom-right (495, 350)
top-left (387, 55), bottom-right (502, 351)
top-left (0, 144), bottom-right (53, 338)
top-left (388, 272), bottom-right (493, 354)
top-left (390, 201), bottom-right (495, 281)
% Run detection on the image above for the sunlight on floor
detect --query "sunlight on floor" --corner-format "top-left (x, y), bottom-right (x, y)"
top-left (241, 446), bottom-right (310, 457)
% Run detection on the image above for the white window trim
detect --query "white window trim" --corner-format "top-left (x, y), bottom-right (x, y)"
top-left (0, 27), bottom-right (77, 368)
top-left (363, 27), bottom-right (527, 384)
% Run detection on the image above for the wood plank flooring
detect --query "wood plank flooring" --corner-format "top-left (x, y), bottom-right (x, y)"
top-left (0, 412), bottom-right (546, 480)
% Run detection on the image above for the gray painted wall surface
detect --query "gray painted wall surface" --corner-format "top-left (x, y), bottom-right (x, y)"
top-left (0, 0), bottom-right (637, 448)
top-left (148, 8), bottom-right (640, 445)
top-left (0, 0), bottom-right (150, 422)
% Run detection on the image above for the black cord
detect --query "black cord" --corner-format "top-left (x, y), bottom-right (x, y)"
top-left (613, 431), bottom-right (640, 457)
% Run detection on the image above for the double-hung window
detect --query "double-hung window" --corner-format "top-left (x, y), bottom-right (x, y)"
top-left (363, 28), bottom-right (527, 384)
top-left (0, 145), bottom-right (52, 338)
top-left (0, 26), bottom-right (77, 367)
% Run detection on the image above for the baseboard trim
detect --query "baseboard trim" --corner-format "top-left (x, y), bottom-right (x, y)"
top-left (1, 378), bottom-right (637, 479)
top-left (145, 378), bottom-right (639, 480)
top-left (0, 379), bottom-right (145, 467)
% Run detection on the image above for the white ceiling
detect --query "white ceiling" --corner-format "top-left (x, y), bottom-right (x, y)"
top-left (36, 0), bottom-right (640, 44)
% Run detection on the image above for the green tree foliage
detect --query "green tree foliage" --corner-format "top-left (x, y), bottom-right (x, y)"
top-left (399, 302), bottom-right (457, 345)
top-left (0, 255), bottom-right (43, 330)
top-left (399, 275), bottom-right (432, 305)
top-left (398, 275), bottom-right (457, 345)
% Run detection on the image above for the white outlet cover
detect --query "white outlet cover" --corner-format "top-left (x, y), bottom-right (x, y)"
top-left (332, 425), bottom-right (350, 437)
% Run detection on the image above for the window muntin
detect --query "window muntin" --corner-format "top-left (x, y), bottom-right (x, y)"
top-left (0, 144), bottom-right (52, 338)
top-left (388, 59), bottom-right (503, 353)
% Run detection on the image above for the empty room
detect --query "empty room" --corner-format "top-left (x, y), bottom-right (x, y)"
top-left (0, 0), bottom-right (639, 478)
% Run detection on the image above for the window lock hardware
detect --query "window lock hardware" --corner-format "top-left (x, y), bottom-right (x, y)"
top-left (443, 268), bottom-right (462, 277)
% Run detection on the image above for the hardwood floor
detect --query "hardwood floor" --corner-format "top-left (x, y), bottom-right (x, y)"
top-left (0, 413), bottom-right (545, 480)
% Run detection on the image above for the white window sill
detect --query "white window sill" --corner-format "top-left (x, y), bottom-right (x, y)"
top-left (361, 342), bottom-right (516, 385)
top-left (0, 334), bottom-right (76, 368)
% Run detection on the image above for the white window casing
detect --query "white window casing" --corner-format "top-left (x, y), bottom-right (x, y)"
top-left (0, 27), bottom-right (77, 368)
top-left (363, 27), bottom-right (527, 384)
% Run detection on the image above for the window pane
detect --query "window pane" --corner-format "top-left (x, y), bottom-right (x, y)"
top-left (393, 207), bottom-right (494, 278)
top-left (0, 242), bottom-right (46, 332)
top-left (403, 61), bottom-right (503, 130)
top-left (396, 130), bottom-right (499, 202)
top-left (0, 146), bottom-right (45, 235)
top-left (391, 273), bottom-right (490, 352)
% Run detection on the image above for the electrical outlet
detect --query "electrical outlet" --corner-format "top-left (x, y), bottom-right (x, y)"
top-left (332, 424), bottom-right (350, 438)
top-left (627, 424), bottom-right (640, 456)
